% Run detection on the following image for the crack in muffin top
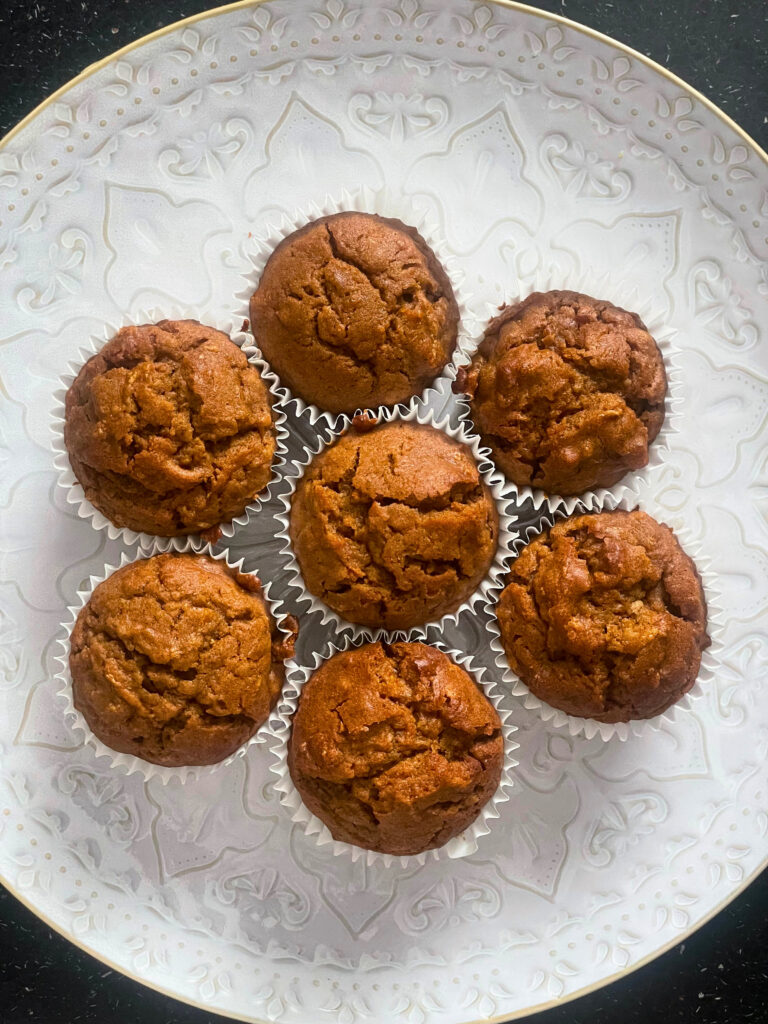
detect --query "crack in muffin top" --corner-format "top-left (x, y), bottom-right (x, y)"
top-left (70, 553), bottom-right (296, 767)
top-left (288, 641), bottom-right (503, 856)
top-left (458, 290), bottom-right (667, 496)
top-left (64, 319), bottom-right (276, 536)
top-left (497, 510), bottom-right (710, 723)
top-left (289, 421), bottom-right (499, 631)
top-left (249, 212), bottom-right (459, 414)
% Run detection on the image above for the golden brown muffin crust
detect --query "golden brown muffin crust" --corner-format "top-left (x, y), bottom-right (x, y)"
top-left (70, 554), bottom-right (296, 766)
top-left (64, 319), bottom-right (276, 536)
top-left (289, 422), bottom-right (499, 630)
top-left (497, 510), bottom-right (709, 723)
top-left (458, 291), bottom-right (667, 495)
top-left (288, 642), bottom-right (503, 855)
top-left (249, 212), bottom-right (459, 413)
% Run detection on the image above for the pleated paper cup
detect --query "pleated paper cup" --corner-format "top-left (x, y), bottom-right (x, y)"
top-left (54, 541), bottom-right (297, 784)
top-left (265, 635), bottom-right (518, 868)
top-left (488, 497), bottom-right (724, 741)
top-left (51, 306), bottom-right (289, 552)
top-left (454, 267), bottom-right (683, 518)
top-left (275, 402), bottom-right (519, 643)
top-left (234, 185), bottom-right (476, 429)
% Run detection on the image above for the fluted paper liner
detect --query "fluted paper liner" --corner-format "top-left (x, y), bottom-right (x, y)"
top-left (51, 304), bottom-right (289, 551)
top-left (275, 402), bottom-right (519, 643)
top-left (487, 496), bottom-right (724, 741)
top-left (265, 635), bottom-right (518, 868)
top-left (234, 185), bottom-right (477, 428)
top-left (54, 541), bottom-right (296, 784)
top-left (455, 266), bottom-right (684, 518)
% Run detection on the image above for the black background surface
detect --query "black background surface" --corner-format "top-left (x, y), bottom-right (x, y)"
top-left (0, 2), bottom-right (766, 1023)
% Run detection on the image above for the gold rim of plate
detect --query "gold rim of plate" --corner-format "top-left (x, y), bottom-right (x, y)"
top-left (1, 2), bottom-right (765, 1022)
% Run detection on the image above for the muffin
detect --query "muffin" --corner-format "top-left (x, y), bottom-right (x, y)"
top-left (496, 509), bottom-right (709, 723)
top-left (64, 319), bottom-right (277, 536)
top-left (249, 211), bottom-right (459, 414)
top-left (456, 290), bottom-right (667, 495)
top-left (289, 421), bottom-right (498, 630)
top-left (69, 553), bottom-right (297, 767)
top-left (288, 642), bottom-right (503, 856)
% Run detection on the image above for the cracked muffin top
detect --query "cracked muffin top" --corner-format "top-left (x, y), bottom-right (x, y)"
top-left (456, 290), bottom-right (667, 496)
top-left (288, 641), bottom-right (503, 856)
top-left (70, 553), bottom-right (297, 767)
top-left (249, 211), bottom-right (459, 414)
top-left (289, 421), bottom-right (499, 631)
top-left (497, 510), bottom-right (709, 723)
top-left (64, 319), bottom-right (277, 537)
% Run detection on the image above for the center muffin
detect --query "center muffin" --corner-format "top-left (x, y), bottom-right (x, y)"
top-left (289, 421), bottom-right (499, 630)
top-left (456, 290), bottom-right (667, 496)
top-left (70, 553), bottom-right (297, 767)
top-left (249, 211), bottom-right (459, 413)
top-left (64, 319), bottom-right (277, 536)
top-left (288, 641), bottom-right (504, 856)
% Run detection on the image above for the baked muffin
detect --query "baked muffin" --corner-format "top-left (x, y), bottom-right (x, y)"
top-left (70, 553), bottom-right (297, 766)
top-left (288, 642), bottom-right (503, 856)
top-left (496, 510), bottom-right (709, 723)
top-left (249, 212), bottom-right (459, 413)
top-left (456, 291), bottom-right (667, 495)
top-left (64, 319), bottom-right (277, 536)
top-left (289, 421), bottom-right (498, 630)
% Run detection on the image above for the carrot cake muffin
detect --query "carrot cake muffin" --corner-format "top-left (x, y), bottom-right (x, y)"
top-left (249, 212), bottom-right (459, 413)
top-left (70, 553), bottom-right (297, 766)
top-left (289, 421), bottom-right (498, 630)
top-left (496, 509), bottom-right (710, 723)
top-left (64, 319), bottom-right (277, 536)
top-left (288, 641), bottom-right (503, 855)
top-left (456, 290), bottom-right (667, 495)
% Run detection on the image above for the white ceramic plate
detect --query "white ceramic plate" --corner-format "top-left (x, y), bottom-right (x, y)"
top-left (1, 2), bottom-right (767, 1021)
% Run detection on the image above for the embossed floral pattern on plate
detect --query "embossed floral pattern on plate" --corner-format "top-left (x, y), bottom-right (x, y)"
top-left (1, 1), bottom-right (767, 1022)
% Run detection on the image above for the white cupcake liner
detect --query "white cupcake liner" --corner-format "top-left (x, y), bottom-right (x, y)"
top-left (264, 635), bottom-right (518, 868)
top-left (53, 541), bottom-right (297, 785)
top-left (51, 304), bottom-right (289, 551)
top-left (454, 266), bottom-right (683, 518)
top-left (276, 402), bottom-right (519, 643)
top-left (234, 185), bottom-right (476, 429)
top-left (487, 497), bottom-right (724, 741)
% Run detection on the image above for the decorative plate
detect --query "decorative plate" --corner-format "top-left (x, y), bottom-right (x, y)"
top-left (1, 1), bottom-right (766, 1021)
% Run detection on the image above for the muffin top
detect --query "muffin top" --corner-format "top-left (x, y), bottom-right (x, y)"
top-left (288, 641), bottom-right (503, 856)
top-left (497, 510), bottom-right (710, 723)
top-left (64, 319), bottom-right (276, 536)
top-left (457, 291), bottom-right (667, 496)
top-left (249, 212), bottom-right (459, 414)
top-left (289, 421), bottom-right (498, 630)
top-left (70, 553), bottom-right (297, 767)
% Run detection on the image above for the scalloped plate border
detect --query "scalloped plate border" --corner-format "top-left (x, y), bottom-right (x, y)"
top-left (2, 0), bottom-right (766, 164)
top-left (4, 858), bottom-right (766, 1024)
top-left (0, 2), bottom-right (766, 1023)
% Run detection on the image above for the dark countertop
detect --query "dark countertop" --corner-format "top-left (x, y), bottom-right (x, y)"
top-left (1, 0), bottom-right (766, 146)
top-left (0, 2), bottom-right (766, 1023)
